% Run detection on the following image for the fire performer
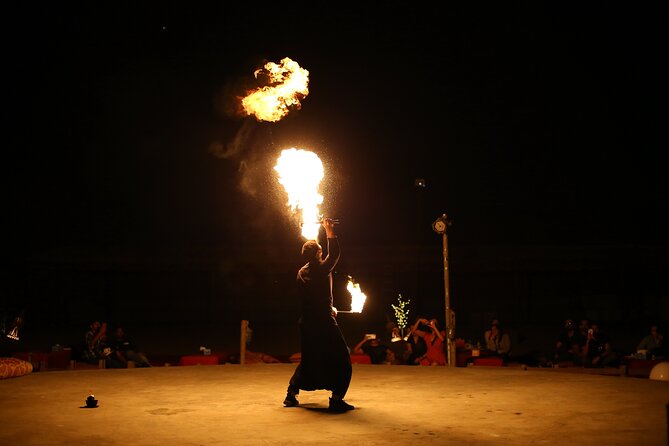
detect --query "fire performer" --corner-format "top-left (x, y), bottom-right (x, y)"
top-left (283, 218), bottom-right (354, 412)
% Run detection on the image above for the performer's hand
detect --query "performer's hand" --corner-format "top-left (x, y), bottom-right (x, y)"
top-left (322, 218), bottom-right (336, 237)
top-left (331, 306), bottom-right (338, 317)
top-left (321, 218), bottom-right (335, 230)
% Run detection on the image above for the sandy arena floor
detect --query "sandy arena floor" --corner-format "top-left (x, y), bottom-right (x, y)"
top-left (1, 364), bottom-right (668, 446)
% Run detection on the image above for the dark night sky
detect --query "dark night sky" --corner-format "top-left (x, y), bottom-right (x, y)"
top-left (4, 2), bottom-right (667, 260)
top-left (2, 2), bottom-right (668, 354)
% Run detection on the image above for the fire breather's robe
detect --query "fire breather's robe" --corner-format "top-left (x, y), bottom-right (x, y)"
top-left (291, 237), bottom-right (352, 395)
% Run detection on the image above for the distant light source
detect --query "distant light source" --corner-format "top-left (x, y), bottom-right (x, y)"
top-left (414, 178), bottom-right (426, 188)
top-left (5, 313), bottom-right (24, 341)
top-left (6, 326), bottom-right (19, 340)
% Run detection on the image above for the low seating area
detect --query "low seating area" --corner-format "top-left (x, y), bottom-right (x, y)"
top-left (178, 353), bottom-right (227, 366)
top-left (621, 357), bottom-right (665, 378)
top-left (0, 357), bottom-right (33, 379)
top-left (350, 354), bottom-right (372, 364)
top-left (12, 350), bottom-right (73, 372)
top-left (456, 348), bottom-right (505, 367)
top-left (5, 348), bottom-right (662, 380)
top-left (471, 357), bottom-right (504, 367)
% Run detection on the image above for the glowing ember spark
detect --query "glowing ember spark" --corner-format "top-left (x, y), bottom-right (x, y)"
top-left (274, 148), bottom-right (324, 240)
top-left (346, 276), bottom-right (367, 313)
top-left (241, 57), bottom-right (309, 122)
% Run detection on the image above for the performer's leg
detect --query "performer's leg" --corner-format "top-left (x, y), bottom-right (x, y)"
top-left (284, 363), bottom-right (301, 407)
top-left (329, 356), bottom-right (353, 411)
top-left (331, 361), bottom-right (352, 399)
top-left (287, 363), bottom-right (302, 394)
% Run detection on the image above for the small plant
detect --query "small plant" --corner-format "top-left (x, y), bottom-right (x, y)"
top-left (391, 294), bottom-right (411, 338)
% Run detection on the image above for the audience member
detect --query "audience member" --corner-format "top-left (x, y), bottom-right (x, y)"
top-left (109, 327), bottom-right (151, 368)
top-left (481, 319), bottom-right (511, 362)
top-left (353, 334), bottom-right (393, 364)
top-left (80, 321), bottom-right (109, 364)
top-left (413, 318), bottom-right (446, 366)
top-left (636, 324), bottom-right (665, 359)
top-left (565, 318), bottom-right (590, 366)
top-left (553, 319), bottom-right (584, 365)
top-left (577, 318), bottom-right (590, 337)
top-left (388, 326), bottom-right (411, 365)
top-left (405, 318), bottom-right (429, 365)
top-left (582, 322), bottom-right (619, 367)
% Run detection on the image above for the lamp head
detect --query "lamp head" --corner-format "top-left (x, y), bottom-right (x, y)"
top-left (432, 214), bottom-right (450, 234)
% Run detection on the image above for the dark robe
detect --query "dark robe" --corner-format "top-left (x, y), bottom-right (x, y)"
top-left (288, 237), bottom-right (352, 396)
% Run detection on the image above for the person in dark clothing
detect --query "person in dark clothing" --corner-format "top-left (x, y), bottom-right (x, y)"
top-left (583, 323), bottom-right (618, 367)
top-left (636, 324), bottom-right (665, 359)
top-left (80, 321), bottom-right (108, 364)
top-left (481, 319), bottom-right (511, 362)
top-left (405, 318), bottom-right (429, 365)
top-left (110, 327), bottom-right (151, 368)
top-left (553, 319), bottom-right (584, 364)
top-left (353, 334), bottom-right (392, 364)
top-left (284, 218), bottom-right (354, 412)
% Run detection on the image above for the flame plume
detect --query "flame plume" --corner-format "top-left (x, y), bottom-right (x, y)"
top-left (274, 148), bottom-right (324, 240)
top-left (241, 57), bottom-right (309, 122)
top-left (346, 276), bottom-right (367, 313)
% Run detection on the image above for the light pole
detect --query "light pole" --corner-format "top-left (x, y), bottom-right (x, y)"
top-left (432, 213), bottom-right (456, 367)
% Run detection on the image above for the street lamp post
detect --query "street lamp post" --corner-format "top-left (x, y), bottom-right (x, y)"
top-left (432, 214), bottom-right (456, 367)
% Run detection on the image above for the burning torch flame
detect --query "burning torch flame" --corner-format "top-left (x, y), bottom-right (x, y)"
top-left (274, 148), bottom-right (324, 240)
top-left (346, 276), bottom-right (367, 313)
top-left (241, 57), bottom-right (309, 122)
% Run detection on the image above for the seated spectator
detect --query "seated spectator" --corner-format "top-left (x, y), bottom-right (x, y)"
top-left (481, 320), bottom-right (511, 362)
top-left (553, 319), bottom-right (584, 365)
top-left (406, 318), bottom-right (429, 365)
top-left (414, 318), bottom-right (446, 366)
top-left (389, 326), bottom-right (403, 342)
top-left (109, 327), bottom-right (151, 368)
top-left (636, 324), bottom-right (665, 359)
top-left (388, 326), bottom-right (411, 365)
top-left (583, 323), bottom-right (619, 368)
top-left (80, 321), bottom-right (109, 365)
top-left (559, 319), bottom-right (590, 366)
top-left (353, 334), bottom-right (393, 364)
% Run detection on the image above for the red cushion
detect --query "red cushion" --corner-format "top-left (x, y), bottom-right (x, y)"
top-left (178, 355), bottom-right (224, 366)
top-left (0, 357), bottom-right (33, 379)
top-left (625, 358), bottom-right (664, 370)
top-left (473, 357), bottom-right (504, 367)
top-left (350, 354), bottom-right (371, 364)
top-left (47, 350), bottom-right (72, 369)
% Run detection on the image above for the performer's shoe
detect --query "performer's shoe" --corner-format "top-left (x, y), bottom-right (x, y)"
top-left (283, 392), bottom-right (299, 407)
top-left (328, 397), bottom-right (354, 412)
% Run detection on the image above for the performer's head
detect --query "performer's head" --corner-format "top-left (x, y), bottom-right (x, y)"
top-left (301, 240), bottom-right (322, 263)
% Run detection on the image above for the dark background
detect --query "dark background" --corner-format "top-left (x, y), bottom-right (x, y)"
top-left (2, 2), bottom-right (667, 359)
